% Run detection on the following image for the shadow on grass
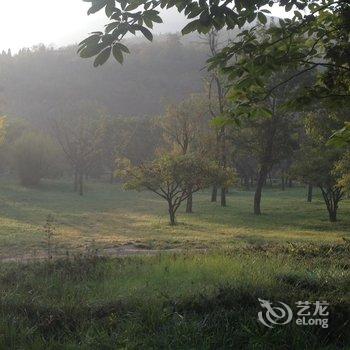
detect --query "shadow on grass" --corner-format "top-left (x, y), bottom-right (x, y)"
top-left (0, 180), bottom-right (349, 250)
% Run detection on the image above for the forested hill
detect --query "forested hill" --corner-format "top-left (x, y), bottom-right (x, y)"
top-left (0, 34), bottom-right (207, 122)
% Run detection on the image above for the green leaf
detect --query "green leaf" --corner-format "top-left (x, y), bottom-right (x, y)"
top-left (144, 17), bottom-right (153, 28)
top-left (112, 46), bottom-right (124, 64)
top-left (285, 3), bottom-right (293, 12)
top-left (93, 47), bottom-right (111, 66)
top-left (258, 12), bottom-right (267, 25)
top-left (181, 20), bottom-right (200, 35)
top-left (255, 107), bottom-right (273, 118)
top-left (328, 123), bottom-right (350, 147)
top-left (211, 116), bottom-right (231, 128)
top-left (101, 34), bottom-right (115, 46)
top-left (139, 26), bottom-right (153, 41)
top-left (78, 34), bottom-right (100, 48)
top-left (105, 0), bottom-right (115, 17)
top-left (115, 42), bottom-right (130, 53)
top-left (88, 1), bottom-right (107, 15)
top-left (105, 22), bottom-right (119, 33)
top-left (144, 10), bottom-right (163, 23)
top-left (79, 44), bottom-right (102, 58)
top-left (294, 10), bottom-right (302, 19)
top-left (125, 2), bottom-right (140, 11)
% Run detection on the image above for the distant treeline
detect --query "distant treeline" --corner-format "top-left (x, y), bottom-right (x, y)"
top-left (0, 34), bottom-right (207, 123)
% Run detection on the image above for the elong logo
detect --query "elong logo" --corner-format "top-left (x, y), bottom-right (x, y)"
top-left (257, 299), bottom-right (329, 329)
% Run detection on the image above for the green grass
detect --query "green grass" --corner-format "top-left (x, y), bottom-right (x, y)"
top-left (0, 179), bottom-right (349, 348)
top-left (0, 245), bottom-right (349, 349)
top-left (0, 179), bottom-right (349, 258)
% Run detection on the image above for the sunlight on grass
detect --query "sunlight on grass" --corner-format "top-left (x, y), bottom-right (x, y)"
top-left (0, 179), bottom-right (349, 258)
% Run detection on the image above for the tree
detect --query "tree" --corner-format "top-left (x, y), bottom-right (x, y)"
top-left (0, 115), bottom-right (7, 172)
top-left (293, 143), bottom-right (345, 222)
top-left (79, 0), bottom-right (349, 113)
top-left (13, 132), bottom-right (60, 187)
top-left (119, 154), bottom-right (235, 225)
top-left (334, 151), bottom-right (350, 194)
top-left (122, 116), bottom-right (163, 165)
top-left (98, 116), bottom-right (131, 183)
top-left (51, 102), bottom-right (103, 195)
top-left (228, 74), bottom-right (300, 215)
top-left (0, 116), bottom-right (6, 144)
top-left (0, 42), bottom-right (207, 123)
top-left (160, 95), bottom-right (207, 155)
top-left (329, 122), bottom-right (350, 147)
top-left (160, 94), bottom-right (209, 213)
top-left (328, 120), bottom-right (350, 196)
top-left (205, 30), bottom-right (230, 206)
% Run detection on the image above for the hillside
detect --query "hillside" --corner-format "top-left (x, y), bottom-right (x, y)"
top-left (0, 35), bottom-right (207, 122)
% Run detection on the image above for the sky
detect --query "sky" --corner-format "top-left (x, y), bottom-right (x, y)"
top-left (0, 0), bottom-right (188, 53)
top-left (0, 1), bottom-right (286, 53)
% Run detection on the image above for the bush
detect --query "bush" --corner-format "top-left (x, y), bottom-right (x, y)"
top-left (13, 132), bottom-right (60, 186)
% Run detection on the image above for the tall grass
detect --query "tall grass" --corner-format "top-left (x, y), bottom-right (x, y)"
top-left (0, 244), bottom-right (349, 349)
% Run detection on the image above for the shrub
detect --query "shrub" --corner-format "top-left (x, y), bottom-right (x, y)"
top-left (13, 131), bottom-right (60, 186)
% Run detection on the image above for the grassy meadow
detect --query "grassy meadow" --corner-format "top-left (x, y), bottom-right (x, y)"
top-left (0, 246), bottom-right (349, 349)
top-left (0, 179), bottom-right (349, 259)
top-left (0, 179), bottom-right (349, 349)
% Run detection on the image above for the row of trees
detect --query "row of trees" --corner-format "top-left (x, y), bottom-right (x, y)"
top-left (0, 90), bottom-right (348, 224)
top-left (75, 0), bottom-right (349, 223)
top-left (0, 71), bottom-right (348, 224)
top-left (0, 108), bottom-right (160, 192)
top-left (1, 0), bottom-right (349, 224)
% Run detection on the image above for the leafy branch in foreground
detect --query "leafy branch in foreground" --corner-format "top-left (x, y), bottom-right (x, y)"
top-left (79, 0), bottom-right (350, 89)
top-left (79, 0), bottom-right (349, 180)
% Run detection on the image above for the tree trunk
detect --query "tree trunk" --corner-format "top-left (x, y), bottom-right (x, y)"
top-left (78, 172), bottom-right (84, 196)
top-left (186, 193), bottom-right (193, 213)
top-left (329, 209), bottom-right (337, 222)
top-left (211, 185), bottom-right (217, 202)
top-left (74, 171), bottom-right (78, 192)
top-left (217, 125), bottom-right (227, 207)
top-left (110, 171), bottom-right (114, 184)
top-left (168, 202), bottom-right (176, 226)
top-left (288, 178), bottom-right (293, 188)
top-left (320, 186), bottom-right (343, 222)
top-left (307, 184), bottom-right (313, 203)
top-left (221, 187), bottom-right (226, 207)
top-left (254, 166), bottom-right (268, 215)
top-left (244, 176), bottom-right (250, 190)
top-left (281, 176), bottom-right (285, 191)
top-left (253, 102), bottom-right (277, 215)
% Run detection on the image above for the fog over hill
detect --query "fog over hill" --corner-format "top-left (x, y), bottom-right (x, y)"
top-left (0, 34), bottom-right (208, 123)
top-left (0, 17), bottom-right (280, 123)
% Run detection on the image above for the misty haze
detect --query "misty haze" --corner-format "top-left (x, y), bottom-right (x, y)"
top-left (0, 1), bottom-right (349, 349)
